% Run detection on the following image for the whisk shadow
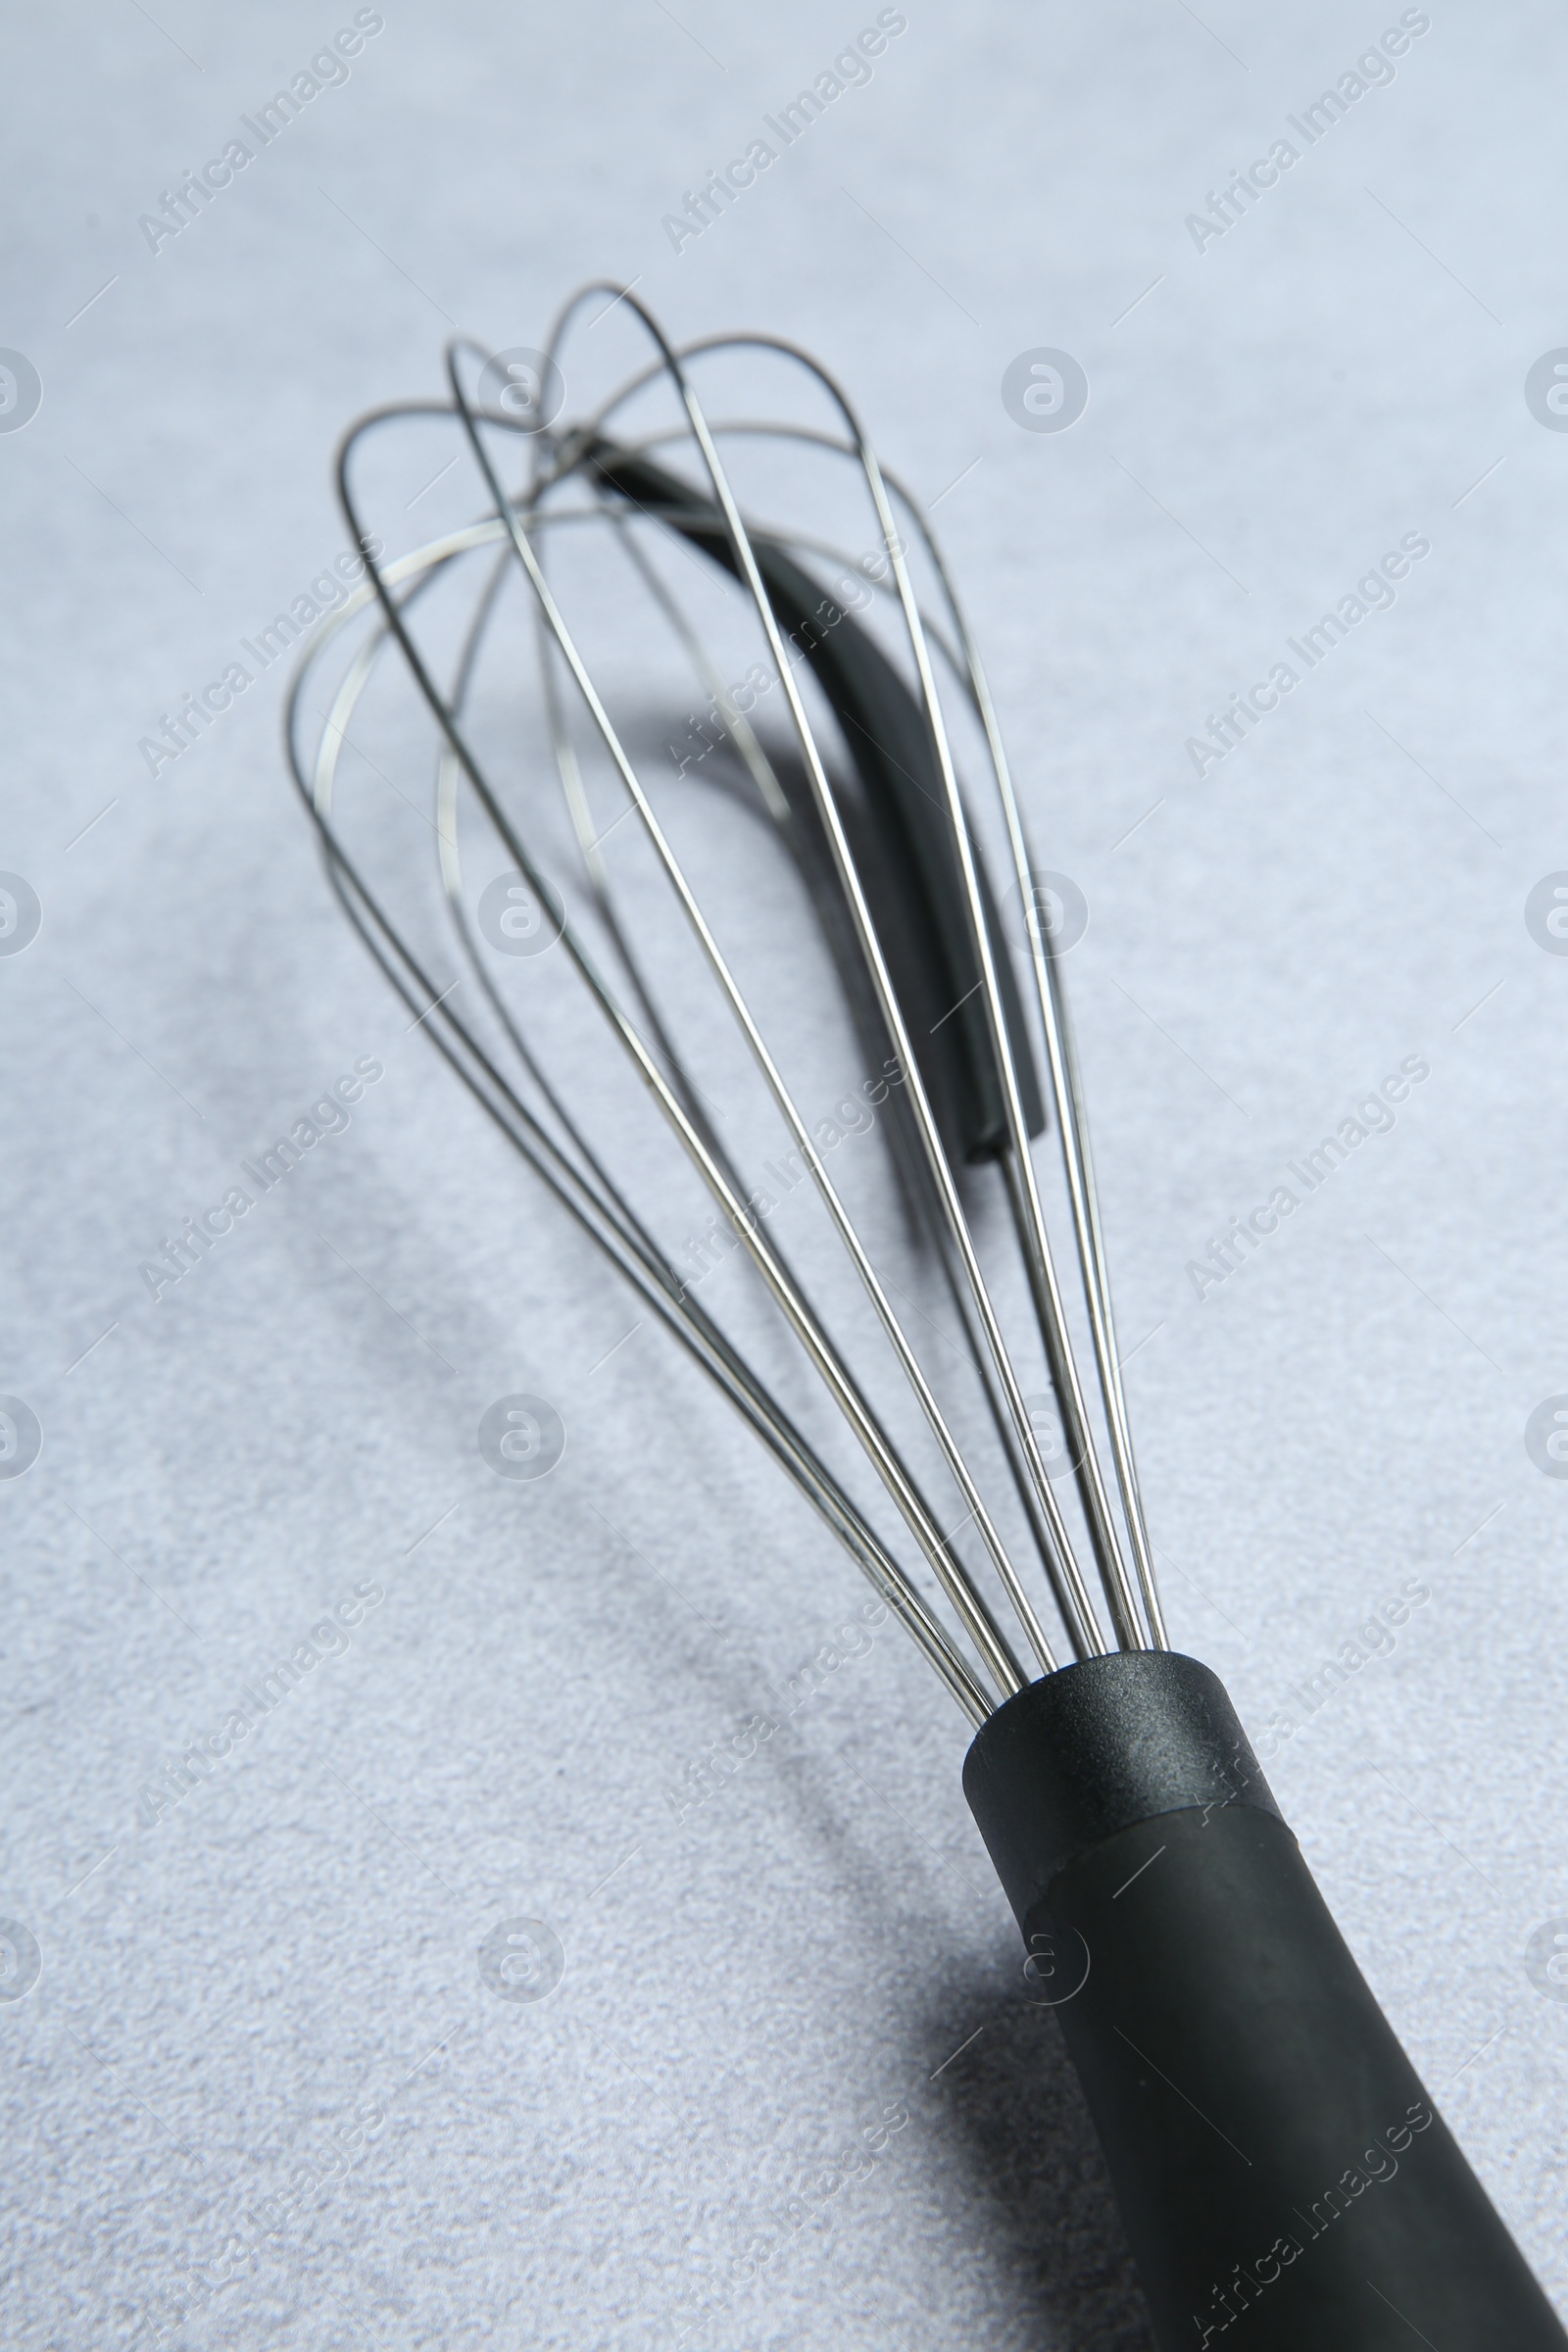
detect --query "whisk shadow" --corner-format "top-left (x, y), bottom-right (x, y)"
top-left (917, 1980), bottom-right (1157, 2351)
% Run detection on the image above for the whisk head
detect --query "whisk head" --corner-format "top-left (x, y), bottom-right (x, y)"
top-left (287, 280), bottom-right (1168, 1727)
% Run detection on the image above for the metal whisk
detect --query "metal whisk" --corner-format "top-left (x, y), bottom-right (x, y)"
top-left (286, 284), bottom-right (1564, 2352)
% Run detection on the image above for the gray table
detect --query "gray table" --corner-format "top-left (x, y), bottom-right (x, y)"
top-left (1, 3), bottom-right (1563, 2344)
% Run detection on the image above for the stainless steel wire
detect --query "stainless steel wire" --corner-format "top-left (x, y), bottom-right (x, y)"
top-left (290, 533), bottom-right (995, 1725)
top-left (285, 285), bottom-right (1168, 1722)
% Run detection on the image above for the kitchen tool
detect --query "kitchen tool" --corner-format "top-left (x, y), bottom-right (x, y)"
top-left (285, 284), bottom-right (1564, 2350)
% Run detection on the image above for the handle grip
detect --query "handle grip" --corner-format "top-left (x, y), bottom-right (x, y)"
top-left (963, 1654), bottom-right (1565, 2350)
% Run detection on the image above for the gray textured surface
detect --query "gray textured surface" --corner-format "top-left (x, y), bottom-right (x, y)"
top-left (2, 3), bottom-right (1566, 2345)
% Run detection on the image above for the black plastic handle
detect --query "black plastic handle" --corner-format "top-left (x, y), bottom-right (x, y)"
top-left (964, 1654), bottom-right (1566, 2350)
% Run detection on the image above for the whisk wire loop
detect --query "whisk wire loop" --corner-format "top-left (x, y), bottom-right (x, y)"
top-left (290, 283), bottom-right (1175, 1711)
top-left (289, 542), bottom-right (997, 1724)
